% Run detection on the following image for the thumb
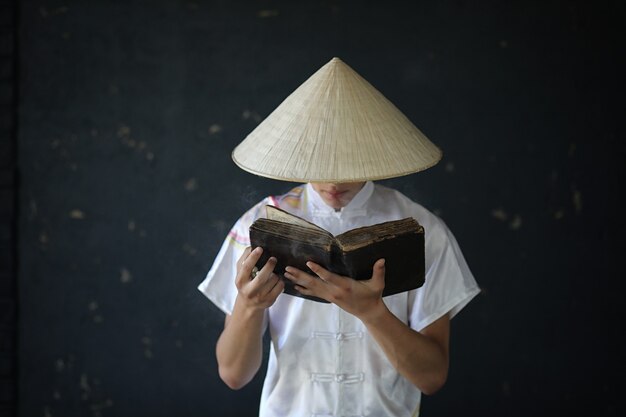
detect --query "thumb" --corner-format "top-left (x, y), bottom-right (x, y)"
top-left (371, 258), bottom-right (386, 286)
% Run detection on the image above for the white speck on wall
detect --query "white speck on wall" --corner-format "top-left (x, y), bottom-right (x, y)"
top-left (117, 124), bottom-right (154, 161)
top-left (184, 178), bottom-right (198, 191)
top-left (509, 215), bottom-right (522, 230)
top-left (258, 9), bottom-right (279, 18)
top-left (117, 125), bottom-right (131, 138)
top-left (30, 199), bottom-right (38, 219)
top-left (142, 336), bottom-right (153, 358)
top-left (209, 124), bottom-right (222, 134)
top-left (88, 302), bottom-right (103, 323)
top-left (55, 359), bottom-right (65, 372)
top-left (80, 373), bottom-right (91, 397)
top-left (69, 209), bottom-right (85, 219)
top-left (491, 208), bottom-right (508, 221)
top-left (120, 267), bottom-right (132, 283)
top-left (242, 109), bottom-right (262, 122)
top-left (572, 189), bottom-right (582, 213)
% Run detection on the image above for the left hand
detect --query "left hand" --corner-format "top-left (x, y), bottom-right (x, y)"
top-left (284, 259), bottom-right (387, 320)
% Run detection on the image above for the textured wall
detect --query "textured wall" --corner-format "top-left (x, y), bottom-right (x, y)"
top-left (1, 0), bottom-right (17, 415)
top-left (16, 1), bottom-right (623, 416)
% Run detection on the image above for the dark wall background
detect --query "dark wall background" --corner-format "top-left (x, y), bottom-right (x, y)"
top-left (1, 0), bottom-right (18, 415)
top-left (11, 0), bottom-right (623, 416)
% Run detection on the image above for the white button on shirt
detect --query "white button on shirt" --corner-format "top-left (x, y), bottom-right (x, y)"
top-left (199, 182), bottom-right (480, 417)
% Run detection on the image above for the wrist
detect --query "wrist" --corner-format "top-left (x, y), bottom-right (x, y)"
top-left (234, 295), bottom-right (267, 319)
top-left (358, 298), bottom-right (390, 326)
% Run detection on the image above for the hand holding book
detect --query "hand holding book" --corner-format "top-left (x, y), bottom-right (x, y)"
top-left (234, 247), bottom-right (284, 310)
top-left (249, 206), bottom-right (426, 303)
top-left (283, 258), bottom-right (388, 318)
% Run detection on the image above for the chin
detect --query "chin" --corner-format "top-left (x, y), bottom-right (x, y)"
top-left (322, 196), bottom-right (346, 209)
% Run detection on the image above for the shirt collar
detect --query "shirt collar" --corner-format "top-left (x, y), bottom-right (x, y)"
top-left (305, 181), bottom-right (374, 218)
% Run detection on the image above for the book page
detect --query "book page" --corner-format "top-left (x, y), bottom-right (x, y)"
top-left (265, 205), bottom-right (328, 233)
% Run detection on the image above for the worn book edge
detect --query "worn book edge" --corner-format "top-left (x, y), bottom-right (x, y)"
top-left (264, 205), bottom-right (423, 252)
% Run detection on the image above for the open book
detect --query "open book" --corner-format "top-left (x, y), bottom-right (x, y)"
top-left (249, 205), bottom-right (425, 303)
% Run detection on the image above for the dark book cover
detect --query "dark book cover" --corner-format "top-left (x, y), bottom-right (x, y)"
top-left (249, 206), bottom-right (425, 303)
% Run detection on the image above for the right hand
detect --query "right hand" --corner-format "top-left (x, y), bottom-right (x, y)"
top-left (235, 247), bottom-right (284, 310)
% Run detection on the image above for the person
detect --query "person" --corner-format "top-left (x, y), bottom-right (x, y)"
top-left (198, 58), bottom-right (480, 417)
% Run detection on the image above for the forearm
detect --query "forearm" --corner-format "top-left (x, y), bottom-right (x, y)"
top-left (216, 296), bottom-right (266, 390)
top-left (360, 301), bottom-right (449, 395)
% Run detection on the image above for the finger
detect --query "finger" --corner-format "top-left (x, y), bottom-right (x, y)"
top-left (259, 255), bottom-right (277, 277)
top-left (251, 258), bottom-right (279, 293)
top-left (292, 283), bottom-right (317, 298)
top-left (306, 262), bottom-right (343, 287)
top-left (372, 258), bottom-right (385, 279)
top-left (237, 247), bottom-right (252, 269)
top-left (369, 258), bottom-right (386, 291)
top-left (250, 272), bottom-right (281, 298)
top-left (236, 247), bottom-right (263, 286)
top-left (267, 276), bottom-right (285, 300)
top-left (284, 266), bottom-right (321, 291)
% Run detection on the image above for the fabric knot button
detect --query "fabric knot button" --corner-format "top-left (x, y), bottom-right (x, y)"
top-left (335, 374), bottom-right (345, 382)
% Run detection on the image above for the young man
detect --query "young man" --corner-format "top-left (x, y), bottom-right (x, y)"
top-left (199, 58), bottom-right (480, 417)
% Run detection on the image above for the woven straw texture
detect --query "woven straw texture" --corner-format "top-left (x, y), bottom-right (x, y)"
top-left (232, 57), bottom-right (442, 182)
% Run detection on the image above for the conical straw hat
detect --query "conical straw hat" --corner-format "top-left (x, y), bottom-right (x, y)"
top-left (232, 57), bottom-right (442, 182)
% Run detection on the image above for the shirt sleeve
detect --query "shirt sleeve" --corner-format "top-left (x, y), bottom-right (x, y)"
top-left (197, 201), bottom-right (268, 315)
top-left (408, 216), bottom-right (481, 331)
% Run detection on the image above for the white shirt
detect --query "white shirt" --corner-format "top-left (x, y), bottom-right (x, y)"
top-left (199, 182), bottom-right (480, 417)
